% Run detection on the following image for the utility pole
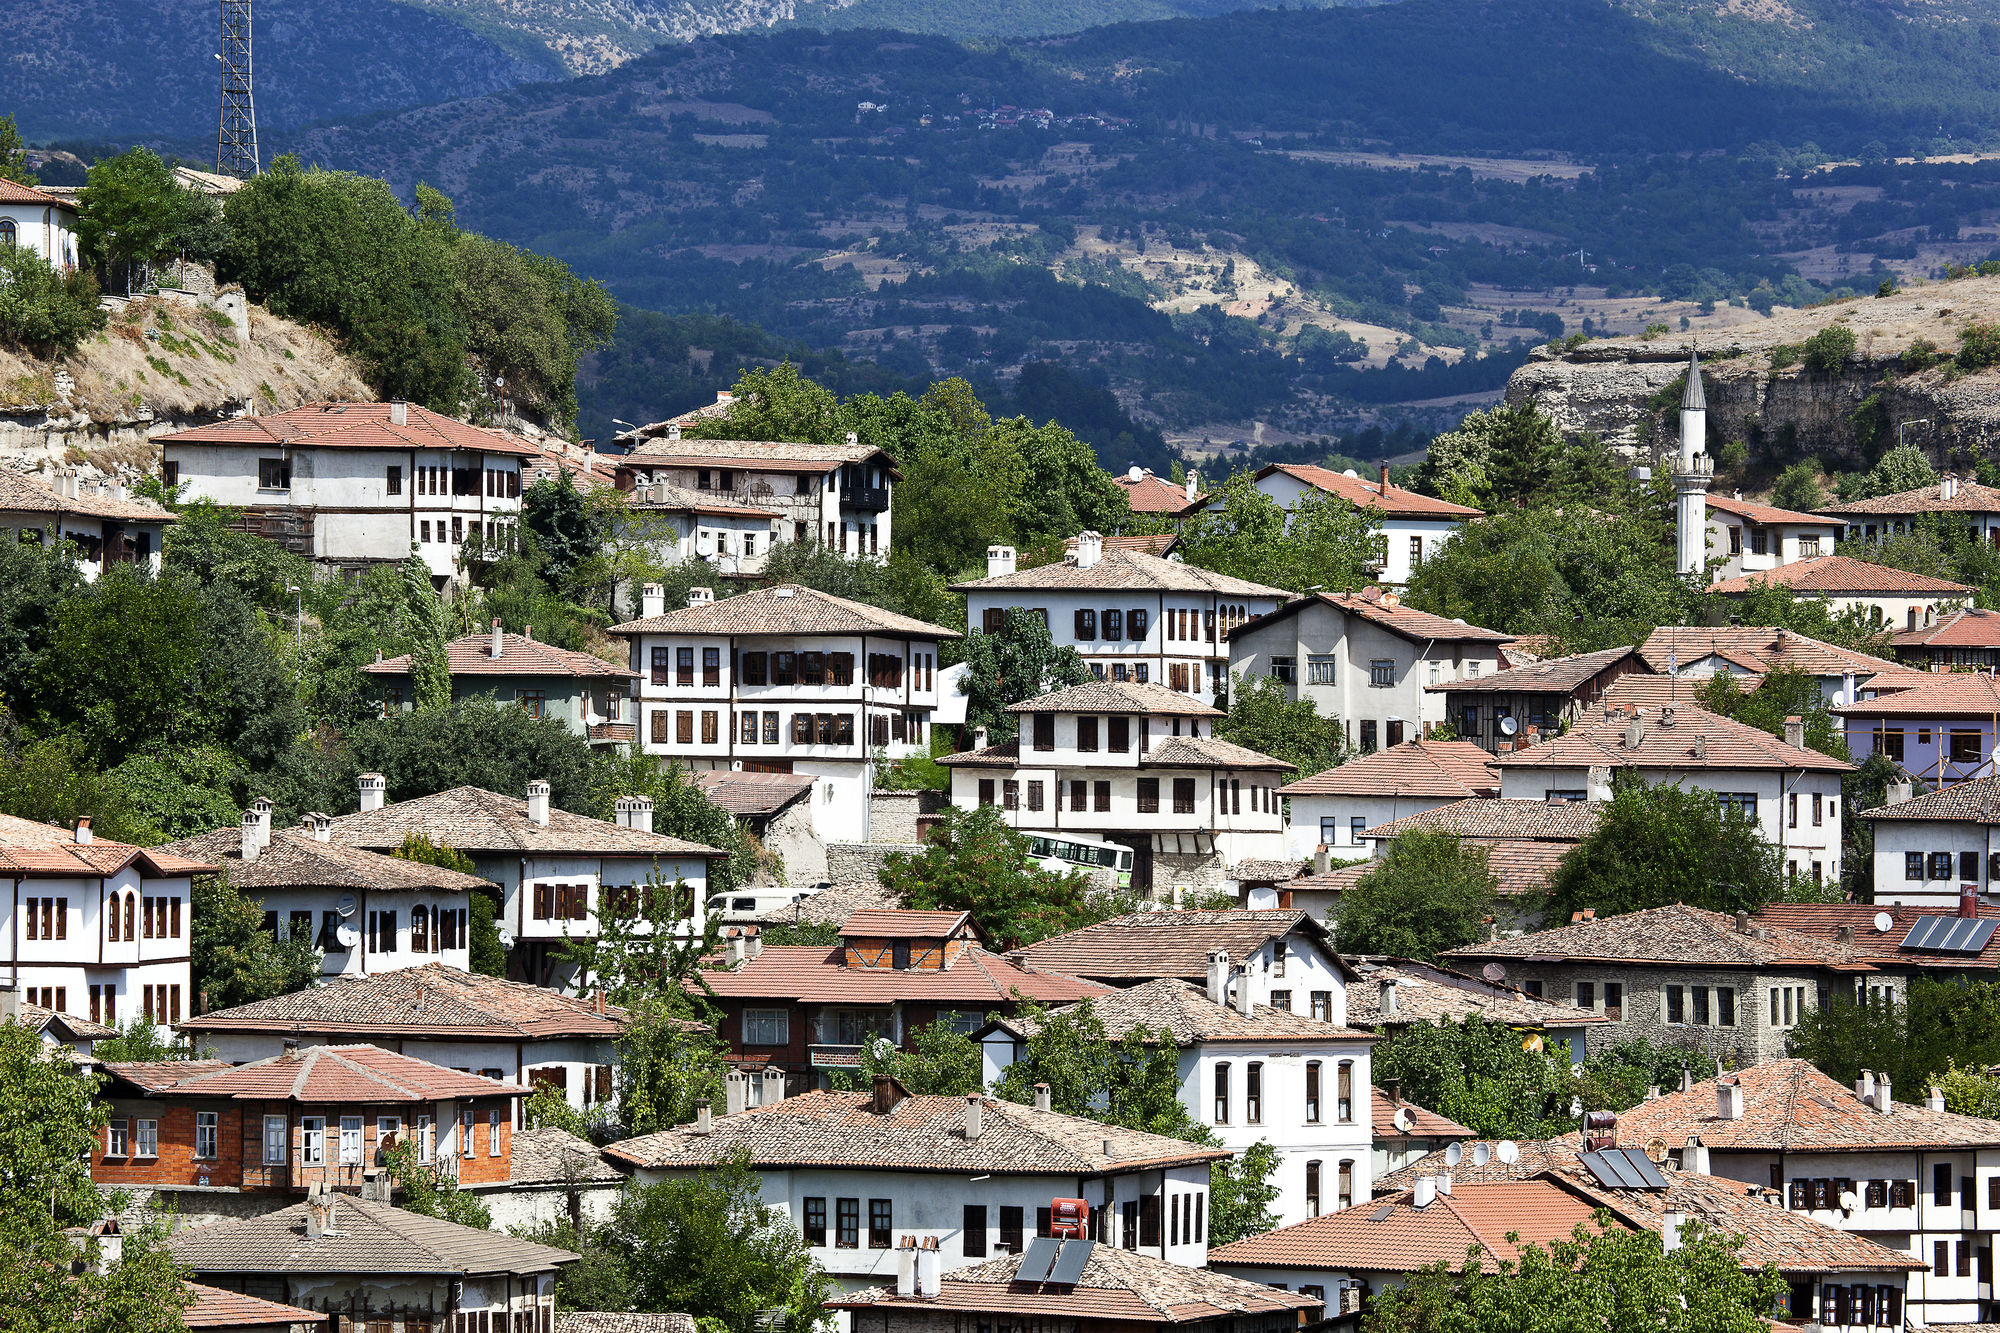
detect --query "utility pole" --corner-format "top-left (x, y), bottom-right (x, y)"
top-left (217, 0), bottom-right (259, 178)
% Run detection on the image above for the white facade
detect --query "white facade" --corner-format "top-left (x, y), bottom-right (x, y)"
top-left (1249, 468), bottom-right (1465, 587)
top-left (0, 189), bottom-right (78, 268)
top-left (1704, 500), bottom-right (1842, 581)
top-left (1865, 785), bottom-right (2000, 912)
top-left (619, 483), bottom-right (783, 574)
top-left (1284, 792), bottom-right (1461, 859)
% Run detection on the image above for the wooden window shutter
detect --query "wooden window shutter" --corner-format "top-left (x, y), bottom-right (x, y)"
top-left (55, 899), bottom-right (65, 941)
top-left (596, 1065), bottom-right (613, 1100)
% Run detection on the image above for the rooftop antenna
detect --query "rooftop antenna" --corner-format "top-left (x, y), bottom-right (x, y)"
top-left (217, 0), bottom-right (259, 178)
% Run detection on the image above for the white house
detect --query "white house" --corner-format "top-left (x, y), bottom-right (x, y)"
top-left (1492, 700), bottom-right (1853, 887)
top-left (1703, 493), bottom-right (1843, 579)
top-left (613, 426), bottom-right (895, 561)
top-left (1824, 472), bottom-right (2000, 547)
top-left (0, 812), bottom-right (211, 1031)
top-left (1860, 773), bottom-right (2000, 911)
top-left (979, 973), bottom-right (1378, 1227)
top-left (1278, 739), bottom-right (1498, 859)
top-left (163, 803), bottom-right (489, 979)
top-left (618, 479), bottom-right (782, 573)
top-left (605, 1080), bottom-right (1227, 1293)
top-left (939, 681), bottom-right (1290, 894)
top-left (1834, 673), bottom-right (2000, 787)
top-left (0, 178), bottom-right (78, 268)
top-left (157, 401), bottom-right (535, 583)
top-left (324, 778), bottom-right (721, 991)
top-left (1708, 555), bottom-right (1972, 634)
top-left (952, 535), bottom-right (1288, 707)
top-left (610, 582), bottom-right (957, 846)
top-left (1201, 463), bottom-right (1480, 586)
top-left (1227, 588), bottom-right (1513, 752)
top-left (0, 464), bottom-right (173, 581)
top-left (1012, 909), bottom-right (1353, 1010)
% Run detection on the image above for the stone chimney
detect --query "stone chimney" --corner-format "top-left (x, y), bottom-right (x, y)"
top-left (1623, 716), bottom-right (1644, 750)
top-left (525, 780), bottom-right (551, 827)
top-left (1378, 462), bottom-right (1391, 490)
top-left (693, 1099), bottom-right (712, 1135)
top-left (1313, 846), bottom-right (1332, 876)
top-left (304, 1185), bottom-right (338, 1239)
top-left (615, 795), bottom-right (655, 834)
top-left (359, 772), bottom-right (387, 813)
top-left (760, 1067), bottom-right (785, 1106)
top-left (73, 816), bottom-right (92, 846)
top-left (1586, 765), bottom-right (1613, 803)
top-left (1715, 1077), bottom-right (1744, 1121)
top-left (1783, 715), bottom-right (1805, 750)
top-left (0, 985), bottom-right (18, 1024)
top-left (641, 583), bottom-right (666, 619)
top-left (725, 1070), bottom-right (749, 1116)
top-left (726, 932), bottom-right (747, 968)
top-left (389, 401), bottom-right (408, 427)
top-left (1034, 1082), bottom-right (1052, 1112)
top-left (1378, 979), bottom-right (1399, 1016)
top-left (491, 618), bottom-right (504, 659)
top-left (963, 1095), bottom-right (984, 1140)
top-left (1927, 1085), bottom-right (1945, 1113)
top-left (1735, 910), bottom-right (1750, 933)
top-left (240, 799), bottom-right (272, 862)
top-left (1886, 780), bottom-right (1914, 806)
top-left (1074, 530), bottom-right (1103, 570)
top-left (973, 726), bottom-right (989, 752)
top-left (1856, 1070), bottom-right (1876, 1104)
top-left (305, 812), bottom-right (332, 843)
top-left (986, 545), bottom-right (1017, 579)
top-left (871, 1074), bottom-right (902, 1115)
top-left (745, 930), bottom-right (763, 960)
top-left (1873, 1073), bottom-right (1893, 1114)
top-left (1206, 950), bottom-right (1230, 1006)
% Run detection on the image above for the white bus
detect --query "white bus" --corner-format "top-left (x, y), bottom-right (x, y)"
top-left (1024, 832), bottom-right (1134, 889)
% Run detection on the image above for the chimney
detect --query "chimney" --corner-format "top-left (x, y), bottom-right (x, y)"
top-left (359, 772), bottom-right (387, 813)
top-left (1185, 470), bottom-right (1199, 502)
top-left (1586, 765), bottom-right (1613, 803)
top-left (1313, 846), bottom-right (1331, 876)
top-left (1944, 473), bottom-right (1961, 502)
top-left (1836, 925), bottom-right (1854, 945)
top-left (73, 816), bottom-right (92, 845)
top-left (389, 401), bottom-right (408, 427)
top-left (1783, 715), bottom-right (1804, 750)
top-left (1378, 462), bottom-right (1391, 490)
top-left (872, 1074), bottom-right (901, 1115)
top-left (491, 618), bottom-right (504, 658)
top-left (964, 1095), bottom-right (984, 1140)
top-left (641, 583), bottom-right (666, 618)
top-left (916, 1241), bottom-right (942, 1297)
top-left (1715, 1077), bottom-right (1744, 1121)
top-left (1679, 1065), bottom-right (1692, 1093)
top-left (1962, 892), bottom-right (1979, 920)
top-left (1686, 1140), bottom-right (1710, 1174)
top-left (306, 812), bottom-right (332, 843)
top-left (745, 930), bottom-right (763, 960)
top-left (1734, 910), bottom-right (1750, 933)
top-left (688, 587), bottom-right (714, 608)
top-left (668, 423), bottom-right (683, 441)
top-left (973, 726), bottom-right (989, 752)
top-left (525, 780), bottom-right (551, 827)
top-left (1886, 780), bottom-right (1914, 806)
top-left (1102, 1138), bottom-right (1118, 1160)
top-left (304, 1185), bottom-right (337, 1239)
top-left (1874, 1073), bottom-right (1893, 1114)
top-left (1856, 1071), bottom-right (1876, 1104)
top-left (1661, 1211), bottom-right (1686, 1253)
top-left (1234, 966), bottom-right (1255, 1016)
top-left (1206, 950), bottom-right (1230, 1006)
top-left (1927, 1085), bottom-right (1946, 1113)
top-left (761, 1068), bottom-right (785, 1106)
top-left (1034, 1082), bottom-right (1052, 1113)
top-left (1435, 1173), bottom-right (1451, 1195)
top-left (239, 800), bottom-right (272, 862)
top-left (725, 1070), bottom-right (749, 1116)
top-left (1623, 717), bottom-right (1643, 750)
top-left (1379, 979), bottom-right (1399, 1016)
top-left (693, 1099), bottom-right (712, 1135)
top-left (986, 545), bottom-right (1017, 579)
top-left (615, 795), bottom-right (655, 834)
top-left (283, 1037), bottom-right (300, 1057)
top-left (897, 1239), bottom-right (917, 1296)
top-left (1413, 1177), bottom-right (1437, 1209)
top-left (846, 431), bottom-right (859, 448)
top-left (1074, 530), bottom-right (1103, 570)
top-left (727, 932), bottom-right (747, 968)
top-left (0, 986), bottom-right (17, 1023)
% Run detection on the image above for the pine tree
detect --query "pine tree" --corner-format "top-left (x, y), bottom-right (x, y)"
top-left (1481, 400), bottom-right (1564, 509)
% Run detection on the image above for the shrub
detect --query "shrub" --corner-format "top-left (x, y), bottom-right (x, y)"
top-left (1903, 337), bottom-right (1943, 373)
top-left (1957, 322), bottom-right (2000, 371)
top-left (0, 246), bottom-right (104, 356)
top-left (1801, 324), bottom-right (1857, 372)
top-left (1769, 342), bottom-right (1799, 370)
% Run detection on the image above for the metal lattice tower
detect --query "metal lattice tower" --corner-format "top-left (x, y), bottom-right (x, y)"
top-left (216, 0), bottom-right (259, 178)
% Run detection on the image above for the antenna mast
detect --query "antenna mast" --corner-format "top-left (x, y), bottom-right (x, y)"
top-left (216, 0), bottom-right (259, 178)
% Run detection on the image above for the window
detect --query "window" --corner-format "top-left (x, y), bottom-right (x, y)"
top-left (1173, 778), bottom-right (1195, 814)
top-left (258, 457), bottom-right (291, 490)
top-left (369, 909), bottom-right (397, 953)
top-left (1716, 792), bottom-right (1758, 818)
top-left (743, 1010), bottom-right (789, 1046)
top-left (1270, 990), bottom-right (1291, 1011)
top-left (803, 1198), bottom-right (827, 1247)
top-left (1718, 987), bottom-right (1736, 1027)
top-left (1577, 981), bottom-right (1596, 1009)
top-left (1305, 1061), bottom-right (1321, 1123)
top-left (1075, 608), bottom-right (1097, 640)
top-left (299, 1117), bottom-right (324, 1165)
top-left (1077, 717), bottom-right (1099, 752)
top-left (490, 1109), bottom-right (502, 1156)
top-left (868, 1199), bottom-right (893, 1248)
top-left (1311, 991), bottom-right (1332, 1022)
top-left (1907, 851), bottom-right (1925, 881)
top-left (1877, 726), bottom-right (1906, 763)
top-left (1095, 781), bottom-right (1112, 813)
top-left (1027, 781), bottom-right (1044, 812)
top-left (1000, 1205), bottom-right (1024, 1254)
top-left (833, 1198), bottom-right (860, 1248)
top-left (1801, 534), bottom-right (1821, 558)
top-left (1002, 779), bottom-right (1020, 811)
top-left (133, 1118), bottom-right (158, 1158)
top-left (1929, 851), bottom-right (1954, 880)
top-left (1369, 659), bottom-right (1395, 687)
top-left (763, 712), bottom-right (779, 745)
top-left (1936, 1163), bottom-right (1953, 1205)
top-left (962, 1204), bottom-right (987, 1257)
top-left (701, 710), bottom-right (719, 744)
top-left (1692, 987), bottom-right (1710, 1026)
top-left (1032, 713), bottom-right (1055, 751)
top-left (461, 1109), bottom-right (475, 1159)
top-left (1665, 985), bottom-right (1685, 1025)
top-left (187, 1110), bottom-right (218, 1160)
top-left (977, 778), bottom-right (995, 807)
top-left (1269, 655), bottom-right (1297, 684)
top-left (262, 1115), bottom-right (287, 1165)
top-left (1214, 1063), bottom-right (1231, 1123)
top-left (341, 1116), bottom-right (362, 1164)
top-left (1338, 1159), bottom-right (1355, 1210)
top-left (1337, 1061), bottom-right (1354, 1122)
top-left (1246, 1063), bottom-right (1263, 1123)
top-left (1360, 720), bottom-right (1378, 752)
top-left (106, 1119), bottom-right (129, 1157)
top-left (1953, 730), bottom-right (1984, 765)
top-left (1305, 1160), bottom-right (1322, 1217)
top-left (1108, 717), bottom-right (1130, 753)
top-left (1892, 1179), bottom-right (1916, 1208)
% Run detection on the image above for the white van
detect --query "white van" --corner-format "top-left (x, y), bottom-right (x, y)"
top-left (707, 883), bottom-right (828, 923)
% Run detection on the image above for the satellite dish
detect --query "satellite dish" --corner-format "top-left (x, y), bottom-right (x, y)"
top-left (333, 922), bottom-right (360, 950)
top-left (1839, 1190), bottom-right (1860, 1212)
top-left (497, 927), bottom-right (516, 950)
top-left (1874, 912), bottom-right (1894, 932)
top-left (1127, 465), bottom-right (1145, 482)
top-left (1395, 1107), bottom-right (1417, 1132)
top-left (1482, 963), bottom-right (1506, 983)
top-left (1444, 1142), bottom-right (1464, 1167)
top-left (1498, 716), bottom-right (1518, 736)
top-left (696, 533), bottom-right (715, 557)
top-left (1472, 1143), bottom-right (1492, 1166)
top-left (1342, 469), bottom-right (1359, 478)
top-left (335, 894), bottom-right (358, 919)
top-left (1644, 1137), bottom-right (1670, 1163)
top-left (1496, 1140), bottom-right (1520, 1164)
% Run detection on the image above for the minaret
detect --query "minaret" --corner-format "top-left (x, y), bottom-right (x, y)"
top-left (1673, 346), bottom-right (1712, 577)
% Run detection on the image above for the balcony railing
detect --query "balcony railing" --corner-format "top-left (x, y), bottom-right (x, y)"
top-left (839, 485), bottom-right (890, 512)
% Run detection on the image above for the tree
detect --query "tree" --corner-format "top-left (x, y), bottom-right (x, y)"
top-left (0, 243), bottom-right (104, 356)
top-left (843, 1019), bottom-right (985, 1096)
top-left (0, 1019), bottom-right (106, 1225)
top-left (1694, 665), bottom-right (1848, 760)
top-left (590, 752), bottom-right (758, 893)
top-left (1853, 445), bottom-right (1937, 499)
top-left (401, 555), bottom-right (453, 713)
top-left (0, 733), bottom-right (158, 846)
top-left (391, 835), bottom-right (507, 975)
top-left (1481, 400), bottom-right (1564, 509)
top-left (1217, 673), bottom-right (1342, 782)
top-left (1208, 1141), bottom-right (1282, 1245)
top-left (1176, 475), bottom-right (1381, 595)
top-left (382, 1139), bottom-right (492, 1228)
top-left (0, 1214), bottom-right (194, 1333)
top-left (1787, 978), bottom-right (2000, 1094)
top-left (1364, 1218), bottom-right (1786, 1333)
top-left (1546, 776), bottom-right (1784, 922)
top-left (77, 148), bottom-right (188, 292)
top-left (0, 116), bottom-right (34, 186)
top-left (1333, 832), bottom-right (1499, 961)
top-left (555, 861), bottom-right (716, 1005)
top-left (882, 805), bottom-right (1103, 951)
top-left (509, 1217), bottom-right (636, 1314)
top-left (1769, 460), bottom-right (1826, 513)
top-left (189, 869), bottom-right (320, 1011)
top-left (523, 474), bottom-right (598, 593)
top-left (1370, 1014), bottom-right (1575, 1139)
top-left (345, 702), bottom-right (603, 816)
top-left (618, 997), bottom-right (733, 1136)
top-left (610, 1151), bottom-right (832, 1333)
top-left (92, 1015), bottom-right (194, 1063)
top-left (958, 607), bottom-right (1091, 742)
top-left (992, 998), bottom-right (1199, 1138)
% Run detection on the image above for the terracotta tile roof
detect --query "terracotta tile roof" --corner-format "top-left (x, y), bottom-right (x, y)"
top-left (1141, 735), bottom-right (1292, 771)
top-left (691, 769), bottom-right (816, 817)
top-left (107, 1044), bottom-right (519, 1104)
top-left (608, 584), bottom-right (956, 641)
top-left (1705, 494), bottom-right (1840, 526)
top-left (950, 547), bottom-right (1288, 598)
top-left (606, 1089), bottom-right (1229, 1175)
top-left (1114, 470), bottom-right (1194, 514)
top-left (1822, 478), bottom-right (2000, 516)
top-left (1833, 671), bottom-right (2000, 717)
top-left (1895, 607), bottom-right (2000, 649)
top-left (1251, 462), bottom-right (1482, 520)
top-left (177, 962), bottom-right (628, 1041)
top-left (1210, 1178), bottom-right (1622, 1274)
top-left (1861, 773), bottom-right (2000, 823)
top-left (325, 786), bottom-right (721, 859)
top-left (1753, 901), bottom-right (2000, 971)
top-left (1491, 702), bottom-right (1853, 773)
top-left (181, 1280), bottom-right (324, 1328)
top-left (157, 401), bottom-right (538, 457)
top-left (989, 978), bottom-right (1379, 1046)
top-left (754, 880), bottom-right (901, 928)
top-left (1612, 1059), bottom-right (2000, 1151)
top-left (696, 944), bottom-right (1109, 1006)
top-left (1006, 680), bottom-right (1223, 717)
top-left (165, 1194), bottom-right (576, 1276)
top-left (1372, 1087), bottom-right (1474, 1139)
top-left (559, 1317), bottom-right (698, 1333)
top-left (1009, 910), bottom-right (1341, 984)
top-left (1066, 532), bottom-right (1178, 555)
top-left (620, 437), bottom-right (886, 473)
top-left (507, 1126), bottom-right (622, 1187)
top-left (0, 812), bottom-right (217, 878)
top-left (1232, 857), bottom-right (1307, 883)
top-left (161, 827), bottom-right (492, 894)
top-left (0, 465), bottom-right (176, 524)
top-left (935, 738), bottom-right (1022, 768)
top-left (1428, 645), bottom-right (1636, 696)
top-left (108, 1059), bottom-right (235, 1092)
top-left (1235, 590), bottom-right (1513, 646)
top-left (1281, 740), bottom-right (1498, 798)
top-left (0, 178), bottom-right (72, 207)
top-left (1708, 554), bottom-right (1972, 597)
top-left (831, 1237), bottom-right (1319, 1321)
top-left (1345, 957), bottom-right (1606, 1028)
top-left (1602, 673), bottom-right (1763, 708)
top-left (621, 481), bottom-right (781, 519)
top-left (1638, 626), bottom-right (1906, 680)
top-left (1281, 839), bottom-right (1565, 899)
top-left (1360, 797), bottom-right (1601, 841)
top-left (1445, 903), bottom-right (1873, 972)
top-left (841, 908), bottom-right (973, 938)
top-left (1375, 1137), bottom-right (1584, 1192)
top-left (363, 631), bottom-right (628, 680)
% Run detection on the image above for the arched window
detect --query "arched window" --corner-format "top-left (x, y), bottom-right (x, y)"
top-left (0, 218), bottom-right (15, 248)
top-left (123, 892), bottom-right (136, 942)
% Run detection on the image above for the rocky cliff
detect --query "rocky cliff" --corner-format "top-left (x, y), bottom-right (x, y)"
top-left (1506, 276), bottom-right (2000, 472)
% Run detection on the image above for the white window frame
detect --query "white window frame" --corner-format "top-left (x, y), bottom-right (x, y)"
top-left (194, 1111), bottom-right (218, 1160)
top-left (262, 1114), bottom-right (287, 1165)
top-left (339, 1116), bottom-right (363, 1165)
top-left (743, 1008), bottom-right (790, 1046)
top-left (107, 1120), bottom-right (129, 1157)
top-left (489, 1109), bottom-right (503, 1157)
top-left (416, 1114), bottom-right (434, 1162)
top-left (300, 1117), bottom-right (325, 1166)
top-left (135, 1119), bottom-right (158, 1158)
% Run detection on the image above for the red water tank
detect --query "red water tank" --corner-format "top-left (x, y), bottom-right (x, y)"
top-left (1050, 1197), bottom-right (1087, 1239)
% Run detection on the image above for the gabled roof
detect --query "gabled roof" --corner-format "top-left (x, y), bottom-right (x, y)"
top-left (325, 786), bottom-right (721, 860)
top-left (165, 1194), bottom-right (576, 1276)
top-left (841, 908), bottom-right (973, 938)
top-left (1821, 477), bottom-right (2000, 517)
top-left (16, 1002), bottom-right (119, 1043)
top-left (104, 1044), bottom-right (519, 1103)
top-left (606, 1089), bottom-right (1228, 1175)
top-left (0, 178), bottom-right (73, 208)
top-left (508, 1125), bottom-right (623, 1187)
top-left (176, 962), bottom-right (628, 1041)
top-left (1114, 469), bottom-right (1194, 513)
top-left (161, 827), bottom-right (492, 894)
top-left (620, 436), bottom-right (888, 474)
top-left (1007, 680), bottom-right (1222, 717)
top-left (1360, 797), bottom-right (1601, 842)
top-left (1443, 903), bottom-right (1873, 972)
top-left (1066, 532), bottom-right (1178, 556)
top-left (1428, 645), bottom-right (1635, 696)
top-left (691, 769), bottom-right (816, 817)
top-left (1637, 625), bottom-right (1906, 680)
top-left (830, 1236), bottom-right (1319, 1322)
top-left (182, 1280), bottom-right (325, 1329)
top-left (950, 547), bottom-right (1287, 598)
top-left (1708, 554), bottom-right (1971, 597)
top-left (1233, 589), bottom-right (1513, 646)
top-left (1372, 1086), bottom-right (1474, 1140)
top-left (1141, 735), bottom-right (1292, 771)
top-left (1832, 671), bottom-right (2000, 718)
top-left (559, 1317), bottom-right (698, 1333)
top-left (696, 944), bottom-right (1109, 1006)
top-left (1344, 956), bottom-right (1606, 1028)
top-left (1249, 462), bottom-right (1482, 519)
top-left (156, 401), bottom-right (538, 457)
top-left (1602, 673), bottom-right (1763, 708)
top-left (1861, 773), bottom-right (2000, 824)
top-left (0, 465), bottom-right (176, 524)
top-left (1613, 1058), bottom-right (2000, 1152)
top-left (363, 631), bottom-right (628, 680)
top-left (1008, 909), bottom-right (1352, 985)
top-left (1489, 702), bottom-right (1852, 773)
top-left (1704, 493), bottom-right (1836, 527)
top-left (1753, 901), bottom-right (2000, 973)
top-left (1282, 838), bottom-right (1569, 899)
top-left (0, 812), bottom-right (216, 878)
top-left (1894, 606), bottom-right (2000, 649)
top-left (985, 977), bottom-right (1379, 1047)
top-left (935, 738), bottom-right (1024, 768)
top-left (607, 583), bottom-right (957, 641)
top-left (1280, 740), bottom-right (1498, 799)
top-left (1375, 1137), bottom-right (1582, 1192)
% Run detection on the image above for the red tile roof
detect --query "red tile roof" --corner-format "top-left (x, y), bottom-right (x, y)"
top-left (1491, 702), bottom-right (1852, 773)
top-left (990, 977), bottom-right (1379, 1046)
top-left (840, 908), bottom-right (974, 938)
top-left (1359, 797), bottom-right (1601, 841)
top-left (1705, 494), bottom-right (1840, 526)
top-left (1346, 958), bottom-right (1606, 1027)
top-left (1708, 554), bottom-right (1972, 597)
top-left (1832, 671), bottom-right (2000, 717)
top-left (696, 945), bottom-right (1109, 1006)
top-left (1236, 590), bottom-right (1512, 646)
top-left (364, 631), bottom-right (628, 679)
top-left (1638, 625), bottom-right (1906, 680)
top-left (1250, 462), bottom-right (1482, 519)
top-left (0, 464), bottom-right (177, 524)
top-left (182, 1280), bottom-right (324, 1328)
top-left (1373, 1087), bottom-right (1474, 1139)
top-left (950, 547), bottom-right (1287, 598)
top-left (1115, 470), bottom-right (1194, 513)
top-left (1822, 478), bottom-right (2000, 517)
top-left (177, 962), bottom-right (629, 1040)
top-left (1065, 532), bottom-right (1179, 556)
top-left (1612, 1058), bottom-right (2000, 1151)
top-left (105, 1044), bottom-right (520, 1104)
top-left (0, 813), bottom-right (216, 877)
top-left (0, 179), bottom-right (72, 207)
top-left (1602, 673), bottom-right (1763, 708)
top-left (1009, 910), bottom-right (1342, 985)
top-left (1428, 645), bottom-right (1636, 695)
top-left (691, 769), bottom-right (816, 817)
top-left (608, 583), bottom-right (957, 641)
top-left (1281, 739), bottom-right (1497, 799)
top-left (1895, 607), bottom-right (2000, 649)
top-left (157, 401), bottom-right (538, 457)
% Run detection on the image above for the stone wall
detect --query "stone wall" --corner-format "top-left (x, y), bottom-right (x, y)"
top-left (826, 841), bottom-right (923, 884)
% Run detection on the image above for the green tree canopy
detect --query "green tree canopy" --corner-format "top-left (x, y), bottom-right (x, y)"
top-left (1546, 776), bottom-right (1787, 921)
top-left (882, 804), bottom-right (1104, 951)
top-left (1176, 475), bottom-right (1382, 595)
top-left (1787, 978), bottom-right (2000, 1094)
top-left (1216, 672), bottom-right (1343, 784)
top-left (344, 701), bottom-right (603, 814)
top-left (1371, 1013), bottom-right (1575, 1139)
top-left (1334, 831), bottom-right (1499, 961)
top-left (0, 115), bottom-right (34, 185)
top-left (0, 244), bottom-right (104, 355)
top-left (958, 607), bottom-right (1091, 742)
top-left (189, 869), bottom-right (321, 1011)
